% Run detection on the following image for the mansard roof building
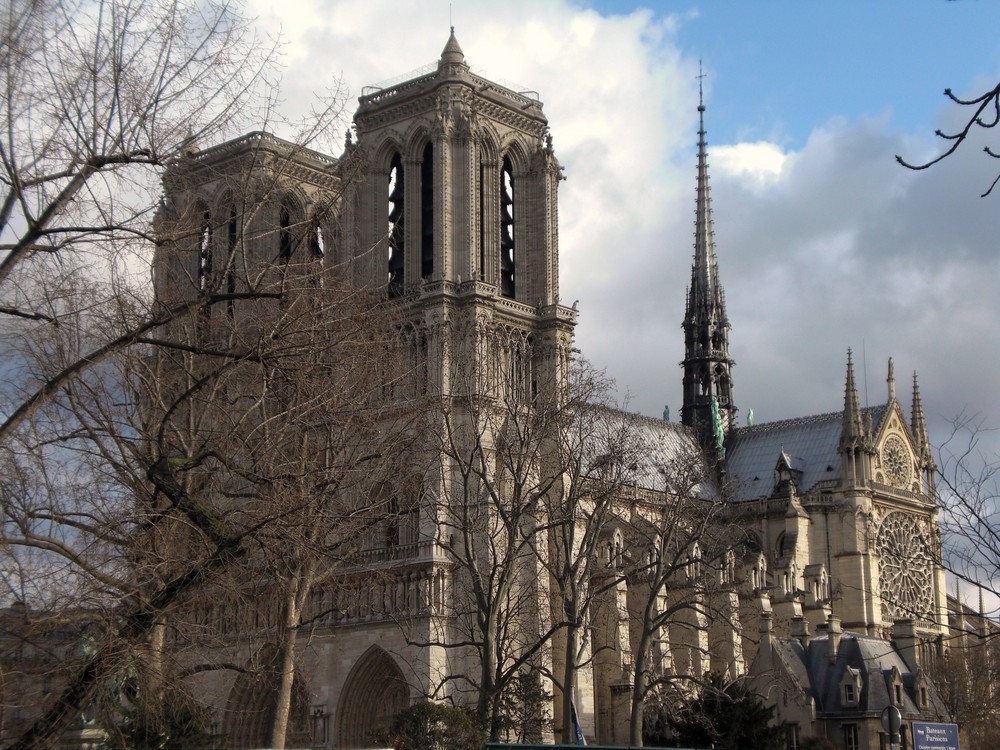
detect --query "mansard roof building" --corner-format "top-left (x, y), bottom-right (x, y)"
top-left (146, 31), bottom-right (951, 749)
top-left (749, 613), bottom-right (950, 750)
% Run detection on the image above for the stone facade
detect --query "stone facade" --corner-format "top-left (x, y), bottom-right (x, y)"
top-left (149, 31), bottom-right (953, 749)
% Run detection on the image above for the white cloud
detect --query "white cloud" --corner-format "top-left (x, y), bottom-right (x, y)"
top-left (712, 142), bottom-right (787, 186)
top-left (239, 1), bottom-right (1000, 462)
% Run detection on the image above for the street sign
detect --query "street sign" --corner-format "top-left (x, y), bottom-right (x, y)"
top-left (912, 722), bottom-right (960, 750)
top-left (881, 706), bottom-right (902, 734)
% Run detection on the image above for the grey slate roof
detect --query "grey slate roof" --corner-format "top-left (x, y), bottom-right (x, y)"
top-left (772, 637), bottom-right (813, 699)
top-left (725, 405), bottom-right (887, 502)
top-left (770, 633), bottom-right (947, 719)
top-left (579, 405), bottom-right (709, 493)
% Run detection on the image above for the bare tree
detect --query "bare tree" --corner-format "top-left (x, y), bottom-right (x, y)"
top-left (619, 449), bottom-right (743, 746)
top-left (0, 277), bottom-right (261, 748)
top-left (896, 83), bottom-right (1000, 196)
top-left (0, 0), bottom-right (285, 441)
top-left (917, 415), bottom-right (1000, 750)
top-left (0, 2), bottom-right (374, 745)
top-left (0, 248), bottom-right (414, 748)
top-left (928, 630), bottom-right (1000, 750)
top-left (409, 323), bottom-right (746, 746)
top-left (227, 281), bottom-right (421, 750)
top-left (419, 330), bottom-right (568, 740)
top-left (532, 382), bottom-right (646, 745)
top-left (934, 414), bottom-right (1000, 608)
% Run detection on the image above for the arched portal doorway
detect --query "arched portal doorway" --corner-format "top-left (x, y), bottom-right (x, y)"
top-left (336, 645), bottom-right (409, 747)
top-left (222, 644), bottom-right (312, 748)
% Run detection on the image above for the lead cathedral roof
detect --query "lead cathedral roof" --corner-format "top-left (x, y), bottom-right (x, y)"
top-left (725, 405), bottom-right (887, 502)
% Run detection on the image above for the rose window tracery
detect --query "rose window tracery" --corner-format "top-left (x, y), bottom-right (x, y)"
top-left (876, 511), bottom-right (934, 622)
top-left (881, 435), bottom-right (911, 488)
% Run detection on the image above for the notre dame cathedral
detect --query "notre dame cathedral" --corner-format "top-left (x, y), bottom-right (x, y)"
top-left (155, 30), bottom-right (950, 748)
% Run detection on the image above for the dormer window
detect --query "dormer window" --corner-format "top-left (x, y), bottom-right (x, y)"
top-left (841, 666), bottom-right (861, 707)
top-left (894, 683), bottom-right (903, 705)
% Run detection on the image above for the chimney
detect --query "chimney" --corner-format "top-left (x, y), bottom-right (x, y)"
top-left (892, 619), bottom-right (920, 672)
top-left (791, 615), bottom-right (811, 648)
top-left (827, 614), bottom-right (842, 664)
top-left (759, 610), bottom-right (773, 662)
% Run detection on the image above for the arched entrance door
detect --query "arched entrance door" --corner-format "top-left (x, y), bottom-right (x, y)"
top-left (222, 644), bottom-right (312, 748)
top-left (336, 646), bottom-right (409, 747)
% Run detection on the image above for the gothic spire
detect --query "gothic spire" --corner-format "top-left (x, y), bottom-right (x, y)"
top-left (911, 371), bottom-right (929, 453)
top-left (681, 77), bottom-right (736, 449)
top-left (911, 372), bottom-right (936, 492)
top-left (688, 72), bottom-right (726, 331)
top-left (840, 349), bottom-right (864, 448)
top-left (839, 348), bottom-right (870, 486)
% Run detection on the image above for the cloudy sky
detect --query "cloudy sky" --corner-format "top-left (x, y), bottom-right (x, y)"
top-left (247, 0), bottom-right (1000, 461)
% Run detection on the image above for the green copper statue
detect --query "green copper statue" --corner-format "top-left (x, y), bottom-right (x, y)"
top-left (711, 397), bottom-right (726, 459)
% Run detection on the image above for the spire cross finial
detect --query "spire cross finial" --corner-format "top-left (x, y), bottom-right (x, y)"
top-left (697, 60), bottom-right (706, 112)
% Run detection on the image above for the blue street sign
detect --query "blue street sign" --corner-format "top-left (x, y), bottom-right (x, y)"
top-left (913, 722), bottom-right (960, 750)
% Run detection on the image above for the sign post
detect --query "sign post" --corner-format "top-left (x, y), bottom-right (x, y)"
top-left (881, 706), bottom-right (902, 750)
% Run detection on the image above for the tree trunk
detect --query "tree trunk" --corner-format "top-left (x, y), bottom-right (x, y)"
top-left (269, 586), bottom-right (302, 750)
top-left (561, 620), bottom-right (579, 744)
top-left (480, 614), bottom-right (500, 739)
top-left (147, 622), bottom-right (166, 700)
top-left (629, 630), bottom-right (651, 746)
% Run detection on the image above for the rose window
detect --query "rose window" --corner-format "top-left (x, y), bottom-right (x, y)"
top-left (876, 511), bottom-right (934, 622)
top-left (881, 435), bottom-right (911, 488)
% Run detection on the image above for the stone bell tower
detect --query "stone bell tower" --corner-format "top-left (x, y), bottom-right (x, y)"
top-left (343, 31), bottom-right (579, 736)
top-left (349, 29), bottom-right (576, 398)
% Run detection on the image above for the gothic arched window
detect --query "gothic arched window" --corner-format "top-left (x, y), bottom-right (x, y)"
top-left (311, 220), bottom-right (325, 261)
top-left (226, 206), bottom-right (238, 319)
top-left (198, 207), bottom-right (212, 291)
top-left (478, 161), bottom-right (486, 281)
top-left (279, 199), bottom-right (295, 262)
top-left (500, 155), bottom-right (515, 298)
top-left (387, 153), bottom-right (405, 296)
top-left (420, 142), bottom-right (434, 280)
